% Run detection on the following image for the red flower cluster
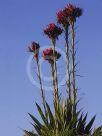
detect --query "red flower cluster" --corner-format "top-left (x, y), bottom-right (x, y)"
top-left (64, 4), bottom-right (82, 23)
top-left (44, 23), bottom-right (63, 39)
top-left (57, 4), bottom-right (82, 25)
top-left (43, 48), bottom-right (61, 63)
top-left (28, 42), bottom-right (40, 59)
top-left (57, 10), bottom-right (69, 27)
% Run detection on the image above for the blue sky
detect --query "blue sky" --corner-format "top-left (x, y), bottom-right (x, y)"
top-left (0, 0), bottom-right (102, 136)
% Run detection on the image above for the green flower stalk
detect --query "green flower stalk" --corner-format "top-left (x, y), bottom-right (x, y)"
top-left (57, 9), bottom-right (71, 103)
top-left (51, 39), bottom-right (59, 103)
top-left (44, 23), bottom-right (62, 104)
top-left (65, 25), bottom-right (71, 103)
top-left (51, 63), bottom-right (56, 98)
top-left (43, 48), bottom-right (61, 104)
top-left (36, 58), bottom-right (47, 116)
top-left (51, 41), bottom-right (61, 135)
top-left (43, 48), bottom-right (61, 135)
top-left (28, 42), bottom-right (47, 116)
top-left (63, 4), bottom-right (83, 104)
top-left (51, 61), bottom-right (58, 105)
top-left (71, 22), bottom-right (76, 105)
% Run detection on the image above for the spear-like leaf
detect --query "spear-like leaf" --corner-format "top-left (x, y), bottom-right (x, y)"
top-left (85, 115), bottom-right (96, 134)
top-left (36, 103), bottom-right (48, 126)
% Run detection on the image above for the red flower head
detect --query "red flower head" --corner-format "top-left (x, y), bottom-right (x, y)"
top-left (44, 23), bottom-right (63, 39)
top-left (43, 48), bottom-right (61, 64)
top-left (64, 4), bottom-right (82, 24)
top-left (28, 42), bottom-right (40, 59)
top-left (57, 10), bottom-right (69, 27)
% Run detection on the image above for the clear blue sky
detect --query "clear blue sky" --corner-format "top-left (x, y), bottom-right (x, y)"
top-left (0, 0), bottom-right (102, 136)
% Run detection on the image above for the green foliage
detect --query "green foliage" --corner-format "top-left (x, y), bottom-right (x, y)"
top-left (24, 99), bottom-right (102, 136)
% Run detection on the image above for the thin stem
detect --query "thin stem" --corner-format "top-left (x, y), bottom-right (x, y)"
top-left (36, 58), bottom-right (47, 117)
top-left (51, 63), bottom-right (56, 102)
top-left (50, 63), bottom-right (58, 133)
top-left (51, 39), bottom-right (59, 131)
top-left (71, 23), bottom-right (76, 105)
top-left (51, 39), bottom-right (59, 103)
top-left (65, 25), bottom-right (71, 103)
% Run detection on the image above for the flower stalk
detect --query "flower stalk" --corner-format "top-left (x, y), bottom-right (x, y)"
top-left (51, 39), bottom-right (59, 104)
top-left (28, 42), bottom-right (47, 116)
top-left (50, 62), bottom-right (59, 133)
top-left (43, 47), bottom-right (61, 105)
top-left (71, 22), bottom-right (76, 105)
top-left (65, 24), bottom-right (71, 103)
top-left (51, 63), bottom-right (56, 102)
top-left (36, 57), bottom-right (47, 117)
top-left (43, 23), bottom-right (62, 104)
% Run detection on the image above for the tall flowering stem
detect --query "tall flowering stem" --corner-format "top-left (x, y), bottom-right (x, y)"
top-left (43, 47), bottom-right (61, 134)
top-left (51, 63), bottom-right (55, 97)
top-left (71, 22), bottom-right (76, 105)
top-left (29, 42), bottom-right (47, 116)
top-left (36, 58), bottom-right (47, 116)
top-left (65, 25), bottom-right (71, 103)
top-left (44, 23), bottom-right (62, 104)
top-left (51, 39), bottom-right (59, 103)
top-left (57, 10), bottom-right (71, 102)
top-left (43, 48), bottom-right (61, 104)
top-left (64, 4), bottom-right (83, 104)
